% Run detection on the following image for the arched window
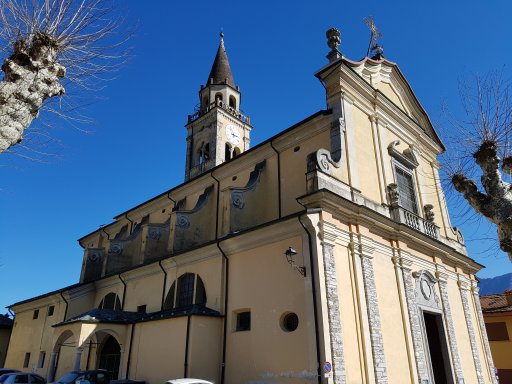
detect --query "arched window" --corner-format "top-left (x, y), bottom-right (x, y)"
top-left (233, 147), bottom-right (240, 158)
top-left (98, 292), bottom-right (122, 311)
top-left (229, 96), bottom-right (236, 109)
top-left (198, 143), bottom-right (210, 165)
top-left (163, 273), bottom-right (207, 310)
top-left (215, 93), bottom-right (223, 103)
top-left (225, 143), bottom-right (232, 161)
top-left (202, 97), bottom-right (208, 109)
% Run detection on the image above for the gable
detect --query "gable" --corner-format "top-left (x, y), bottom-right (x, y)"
top-left (348, 58), bottom-right (444, 150)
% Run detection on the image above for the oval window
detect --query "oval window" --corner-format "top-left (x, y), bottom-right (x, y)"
top-left (281, 312), bottom-right (299, 332)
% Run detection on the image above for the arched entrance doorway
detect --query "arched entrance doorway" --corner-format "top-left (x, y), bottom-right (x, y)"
top-left (98, 336), bottom-right (120, 380)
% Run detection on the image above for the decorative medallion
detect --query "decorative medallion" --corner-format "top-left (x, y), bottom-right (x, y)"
top-left (421, 279), bottom-right (432, 300)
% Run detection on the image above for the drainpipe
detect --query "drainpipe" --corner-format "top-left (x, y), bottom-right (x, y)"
top-left (184, 315), bottom-right (192, 377)
top-left (217, 240), bottom-right (229, 384)
top-left (210, 170), bottom-right (229, 384)
top-left (158, 260), bottom-right (168, 310)
top-left (101, 226), bottom-right (111, 240)
top-left (298, 207), bottom-right (323, 384)
top-left (126, 323), bottom-right (136, 379)
top-left (161, 191), bottom-right (179, 309)
top-left (118, 274), bottom-right (127, 310)
top-left (166, 191), bottom-right (177, 207)
top-left (60, 291), bottom-right (69, 321)
top-left (270, 140), bottom-right (282, 219)
top-left (125, 214), bottom-right (134, 234)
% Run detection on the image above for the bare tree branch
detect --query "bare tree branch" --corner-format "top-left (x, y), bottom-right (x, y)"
top-left (0, 0), bottom-right (129, 153)
top-left (444, 71), bottom-right (512, 261)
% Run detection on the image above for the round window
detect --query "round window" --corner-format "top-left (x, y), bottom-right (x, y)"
top-left (281, 312), bottom-right (299, 332)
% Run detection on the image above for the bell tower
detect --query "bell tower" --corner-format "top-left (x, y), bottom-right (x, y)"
top-left (185, 33), bottom-right (252, 181)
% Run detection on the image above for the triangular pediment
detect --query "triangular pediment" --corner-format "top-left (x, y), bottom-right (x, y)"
top-left (348, 58), bottom-right (444, 150)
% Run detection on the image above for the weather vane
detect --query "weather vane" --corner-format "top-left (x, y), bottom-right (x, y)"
top-left (364, 16), bottom-right (384, 59)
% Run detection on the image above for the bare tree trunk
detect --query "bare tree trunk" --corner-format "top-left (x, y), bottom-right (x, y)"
top-left (452, 139), bottom-right (512, 260)
top-left (0, 34), bottom-right (65, 151)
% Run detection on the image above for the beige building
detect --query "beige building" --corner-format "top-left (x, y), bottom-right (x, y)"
top-left (481, 291), bottom-right (512, 383)
top-left (5, 28), bottom-right (498, 384)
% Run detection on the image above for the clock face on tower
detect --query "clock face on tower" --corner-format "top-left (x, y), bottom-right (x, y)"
top-left (225, 124), bottom-right (241, 146)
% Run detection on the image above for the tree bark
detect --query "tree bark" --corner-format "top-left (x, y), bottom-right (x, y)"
top-left (0, 33), bottom-right (65, 152)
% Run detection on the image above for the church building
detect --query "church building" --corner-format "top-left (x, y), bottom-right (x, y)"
top-left (5, 27), bottom-right (497, 384)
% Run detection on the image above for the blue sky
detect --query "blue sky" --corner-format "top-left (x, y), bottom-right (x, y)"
top-left (1, 0), bottom-right (511, 311)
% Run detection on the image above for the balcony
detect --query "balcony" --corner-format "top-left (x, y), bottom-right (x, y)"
top-left (391, 206), bottom-right (439, 240)
top-left (188, 99), bottom-right (251, 124)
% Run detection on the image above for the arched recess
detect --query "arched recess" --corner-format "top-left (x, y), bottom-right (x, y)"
top-left (225, 143), bottom-right (232, 161)
top-left (229, 95), bottom-right (236, 109)
top-left (52, 330), bottom-right (76, 353)
top-left (163, 273), bottom-right (207, 310)
top-left (49, 330), bottom-right (76, 381)
top-left (98, 292), bottom-right (122, 311)
top-left (97, 334), bottom-right (121, 380)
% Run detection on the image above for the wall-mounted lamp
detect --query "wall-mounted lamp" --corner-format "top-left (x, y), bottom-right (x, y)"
top-left (284, 247), bottom-right (306, 277)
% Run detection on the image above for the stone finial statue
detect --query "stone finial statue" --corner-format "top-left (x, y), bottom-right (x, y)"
top-left (387, 183), bottom-right (399, 208)
top-left (326, 27), bottom-right (342, 62)
top-left (424, 204), bottom-right (435, 222)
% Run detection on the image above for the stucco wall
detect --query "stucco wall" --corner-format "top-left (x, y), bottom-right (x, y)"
top-left (225, 235), bottom-right (315, 383)
top-left (130, 318), bottom-right (187, 384)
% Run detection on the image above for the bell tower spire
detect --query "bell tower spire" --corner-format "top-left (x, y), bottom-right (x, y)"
top-left (206, 32), bottom-right (235, 87)
top-left (185, 33), bottom-right (252, 181)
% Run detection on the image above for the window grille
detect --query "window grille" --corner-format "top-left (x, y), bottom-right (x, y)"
top-left (395, 166), bottom-right (418, 214)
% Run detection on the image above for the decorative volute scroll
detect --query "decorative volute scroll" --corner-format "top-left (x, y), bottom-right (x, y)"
top-left (413, 270), bottom-right (441, 310)
top-left (230, 160), bottom-right (266, 210)
top-left (229, 160), bottom-right (268, 233)
top-left (388, 140), bottom-right (419, 169)
top-left (144, 219), bottom-right (171, 263)
top-left (175, 186), bottom-right (214, 229)
top-left (307, 148), bottom-right (341, 176)
top-left (83, 248), bottom-right (105, 282)
top-left (172, 185), bottom-right (215, 252)
top-left (106, 215), bottom-right (149, 274)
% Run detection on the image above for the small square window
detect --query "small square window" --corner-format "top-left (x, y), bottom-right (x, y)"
top-left (38, 351), bottom-right (46, 368)
top-left (235, 311), bottom-right (251, 332)
top-left (23, 352), bottom-right (30, 368)
top-left (137, 305), bottom-right (146, 313)
top-left (47, 306), bottom-right (55, 317)
top-left (486, 322), bottom-right (509, 341)
top-left (33, 310), bottom-right (39, 319)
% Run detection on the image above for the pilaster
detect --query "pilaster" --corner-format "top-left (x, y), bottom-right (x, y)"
top-left (470, 281), bottom-right (498, 384)
top-left (340, 93), bottom-right (360, 190)
top-left (458, 276), bottom-right (485, 384)
top-left (399, 251), bottom-right (429, 383)
top-left (435, 266), bottom-right (464, 383)
top-left (369, 114), bottom-right (386, 204)
top-left (321, 221), bottom-right (346, 384)
top-left (391, 253), bottom-right (417, 383)
top-left (358, 235), bottom-right (388, 384)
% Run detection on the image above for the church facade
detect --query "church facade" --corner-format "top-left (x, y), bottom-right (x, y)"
top-left (5, 28), bottom-right (497, 384)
